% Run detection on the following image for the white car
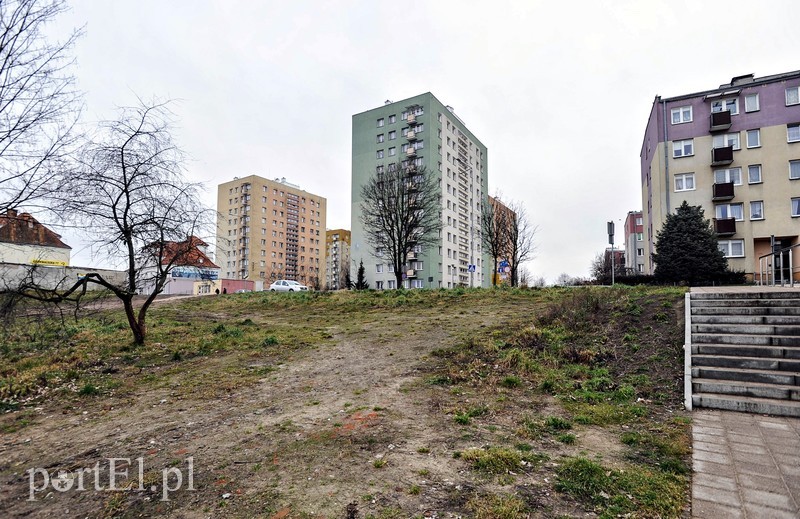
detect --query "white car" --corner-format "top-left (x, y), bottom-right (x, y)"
top-left (269, 280), bottom-right (309, 292)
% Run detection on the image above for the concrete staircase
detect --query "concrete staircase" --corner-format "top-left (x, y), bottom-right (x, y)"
top-left (688, 291), bottom-right (800, 416)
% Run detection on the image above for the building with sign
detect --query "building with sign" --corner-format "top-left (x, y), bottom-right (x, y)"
top-left (351, 93), bottom-right (490, 289)
top-left (641, 71), bottom-right (800, 281)
top-left (0, 209), bottom-right (71, 266)
top-left (138, 236), bottom-right (221, 295)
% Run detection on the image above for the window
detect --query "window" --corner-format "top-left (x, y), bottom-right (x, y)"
top-left (715, 203), bottom-right (744, 221)
top-left (377, 134), bottom-right (384, 143)
top-left (636, 232), bottom-right (644, 241)
top-left (745, 93), bottom-right (760, 112)
top-left (714, 167), bottom-right (742, 185)
top-left (388, 147), bottom-right (396, 156)
top-left (786, 87), bottom-right (800, 106)
top-left (376, 149), bottom-right (384, 159)
top-left (671, 106), bottom-right (692, 124)
top-left (746, 129), bottom-right (761, 148)
top-left (388, 130), bottom-right (396, 140)
top-left (788, 124), bottom-right (800, 143)
top-left (718, 240), bottom-right (745, 258)
top-left (713, 132), bottom-right (740, 150)
top-left (748, 164), bottom-right (762, 184)
top-left (375, 281), bottom-right (383, 290)
top-left (412, 279), bottom-right (424, 289)
top-left (711, 98), bottom-right (739, 115)
top-left (637, 248), bottom-right (644, 257)
top-left (793, 198), bottom-right (800, 217)
top-left (673, 139), bottom-right (693, 158)
top-left (388, 114), bottom-right (396, 124)
top-left (637, 264), bottom-right (644, 273)
top-left (376, 264), bottom-right (383, 273)
top-left (674, 173), bottom-right (695, 191)
top-left (377, 118), bottom-right (384, 127)
top-left (387, 280), bottom-right (396, 289)
top-left (750, 201), bottom-right (764, 220)
top-left (791, 160), bottom-right (800, 180)
top-left (635, 217), bottom-right (643, 226)
top-left (376, 165), bottom-right (384, 174)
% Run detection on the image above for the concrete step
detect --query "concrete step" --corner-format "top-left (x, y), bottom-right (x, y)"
top-left (691, 298), bottom-right (800, 308)
top-left (691, 314), bottom-right (800, 325)
top-left (691, 291), bottom-right (800, 300)
top-left (692, 306), bottom-right (800, 316)
top-left (693, 378), bottom-right (800, 401)
top-left (692, 343), bottom-right (800, 359)
top-left (691, 323), bottom-right (800, 336)
top-left (692, 333), bottom-right (800, 346)
top-left (692, 366), bottom-right (800, 385)
top-left (692, 392), bottom-right (800, 417)
top-left (693, 354), bottom-right (800, 371)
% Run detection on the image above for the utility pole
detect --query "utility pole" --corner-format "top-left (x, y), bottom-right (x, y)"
top-left (607, 221), bottom-right (615, 286)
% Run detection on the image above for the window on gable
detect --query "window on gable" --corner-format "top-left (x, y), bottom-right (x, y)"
top-left (377, 117), bottom-right (384, 127)
top-left (788, 123), bottom-right (800, 143)
top-left (714, 167), bottom-right (742, 185)
top-left (750, 201), bottom-right (764, 220)
top-left (718, 240), bottom-right (745, 258)
top-left (746, 129), bottom-right (761, 148)
top-left (671, 106), bottom-right (692, 124)
top-left (786, 87), bottom-right (800, 106)
top-left (791, 160), bottom-right (800, 180)
top-left (713, 132), bottom-right (740, 150)
top-left (674, 173), bottom-right (695, 192)
top-left (748, 164), bottom-right (762, 184)
top-left (745, 93), bottom-right (759, 112)
top-left (672, 139), bottom-right (693, 158)
top-left (715, 203), bottom-right (744, 221)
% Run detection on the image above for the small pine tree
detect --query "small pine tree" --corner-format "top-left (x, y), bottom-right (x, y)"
top-left (652, 201), bottom-right (729, 285)
top-left (353, 260), bottom-right (370, 290)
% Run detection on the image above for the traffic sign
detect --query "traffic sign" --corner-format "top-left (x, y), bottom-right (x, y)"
top-left (468, 264), bottom-right (476, 273)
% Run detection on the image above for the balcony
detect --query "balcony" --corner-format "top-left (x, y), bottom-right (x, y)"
top-left (710, 110), bottom-right (732, 132)
top-left (711, 146), bottom-right (734, 166)
top-left (406, 147), bottom-right (416, 156)
top-left (407, 114), bottom-right (417, 125)
top-left (408, 251), bottom-right (416, 260)
top-left (712, 182), bottom-right (735, 201)
top-left (406, 131), bottom-right (417, 141)
top-left (406, 269), bottom-right (417, 278)
top-left (714, 218), bottom-right (736, 236)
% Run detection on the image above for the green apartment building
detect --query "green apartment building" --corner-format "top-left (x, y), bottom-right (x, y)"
top-left (350, 93), bottom-right (490, 289)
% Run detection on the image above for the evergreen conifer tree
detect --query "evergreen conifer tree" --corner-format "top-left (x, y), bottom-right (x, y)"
top-left (652, 201), bottom-right (728, 284)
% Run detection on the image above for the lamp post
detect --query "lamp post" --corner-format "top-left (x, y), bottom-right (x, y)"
top-left (607, 221), bottom-right (615, 286)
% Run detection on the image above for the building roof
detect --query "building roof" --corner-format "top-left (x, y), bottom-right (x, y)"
top-left (159, 236), bottom-right (219, 269)
top-left (658, 70), bottom-right (800, 103)
top-left (0, 209), bottom-right (71, 249)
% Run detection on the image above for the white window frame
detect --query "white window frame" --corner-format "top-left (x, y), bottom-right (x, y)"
top-left (711, 98), bottom-right (739, 115)
top-left (376, 149), bottom-right (384, 159)
top-left (750, 201), bottom-right (764, 221)
top-left (746, 129), bottom-right (761, 148)
top-left (377, 118), bottom-right (385, 127)
top-left (637, 248), bottom-right (644, 257)
top-left (748, 164), bottom-right (762, 184)
top-left (745, 93), bottom-right (760, 112)
top-left (718, 240), bottom-right (745, 258)
top-left (713, 132), bottom-right (741, 150)
top-left (673, 139), bottom-right (694, 158)
top-left (788, 123), bottom-right (800, 143)
top-left (791, 160), bottom-right (800, 180)
top-left (377, 134), bottom-right (384, 143)
top-left (793, 198), bottom-right (800, 217)
top-left (636, 232), bottom-right (643, 241)
top-left (674, 172), bottom-right (695, 192)
top-left (388, 115), bottom-right (396, 124)
top-left (786, 87), bottom-right (800, 106)
top-left (388, 130), bottom-right (396, 140)
top-left (375, 264), bottom-right (383, 273)
top-left (715, 203), bottom-right (744, 221)
top-left (388, 147), bottom-right (396, 156)
top-left (714, 167), bottom-right (742, 186)
top-left (671, 106), bottom-right (692, 124)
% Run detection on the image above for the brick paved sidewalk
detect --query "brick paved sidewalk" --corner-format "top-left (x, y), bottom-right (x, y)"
top-left (692, 410), bottom-right (800, 518)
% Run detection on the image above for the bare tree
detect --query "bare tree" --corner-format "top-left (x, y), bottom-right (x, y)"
top-left (481, 195), bottom-right (513, 287)
top-left (504, 200), bottom-right (538, 287)
top-left (590, 250), bottom-right (627, 282)
top-left (0, 0), bottom-right (82, 213)
top-left (44, 100), bottom-right (210, 344)
top-left (359, 165), bottom-right (442, 289)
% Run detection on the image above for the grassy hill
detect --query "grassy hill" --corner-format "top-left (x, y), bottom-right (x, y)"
top-left (0, 286), bottom-right (690, 518)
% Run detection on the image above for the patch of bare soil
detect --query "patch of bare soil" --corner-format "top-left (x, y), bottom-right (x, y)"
top-left (0, 292), bottom-right (686, 518)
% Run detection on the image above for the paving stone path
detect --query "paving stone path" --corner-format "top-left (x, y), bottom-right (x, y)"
top-left (692, 410), bottom-right (800, 518)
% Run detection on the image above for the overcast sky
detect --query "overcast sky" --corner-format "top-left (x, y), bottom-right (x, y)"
top-left (48, 0), bottom-right (800, 282)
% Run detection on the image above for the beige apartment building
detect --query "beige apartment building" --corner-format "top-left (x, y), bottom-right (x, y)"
top-left (325, 229), bottom-right (350, 290)
top-left (641, 71), bottom-right (800, 282)
top-left (216, 176), bottom-right (327, 289)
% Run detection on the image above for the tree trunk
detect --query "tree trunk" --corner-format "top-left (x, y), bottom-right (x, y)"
top-left (492, 257), bottom-right (498, 287)
top-left (122, 297), bottom-right (146, 345)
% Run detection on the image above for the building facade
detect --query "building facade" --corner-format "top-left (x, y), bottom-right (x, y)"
top-left (641, 71), bottom-right (800, 281)
top-left (0, 209), bottom-right (71, 266)
top-left (488, 196), bottom-right (516, 285)
top-left (138, 236), bottom-right (221, 296)
top-left (623, 210), bottom-right (645, 274)
top-left (216, 176), bottom-right (327, 289)
top-left (351, 93), bottom-right (490, 289)
top-left (325, 229), bottom-right (351, 290)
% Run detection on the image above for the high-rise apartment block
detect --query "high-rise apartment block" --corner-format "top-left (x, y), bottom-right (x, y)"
top-left (325, 229), bottom-right (350, 290)
top-left (216, 176), bottom-right (327, 289)
top-left (623, 210), bottom-right (644, 274)
top-left (641, 71), bottom-right (800, 281)
top-left (351, 93), bottom-right (489, 289)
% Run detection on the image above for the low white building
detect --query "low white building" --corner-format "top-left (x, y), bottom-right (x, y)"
top-left (0, 209), bottom-right (71, 266)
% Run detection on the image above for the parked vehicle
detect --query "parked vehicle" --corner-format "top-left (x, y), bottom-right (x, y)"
top-left (269, 280), bottom-right (309, 292)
